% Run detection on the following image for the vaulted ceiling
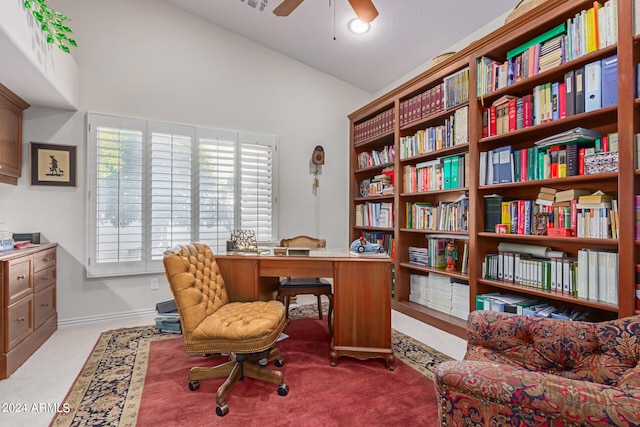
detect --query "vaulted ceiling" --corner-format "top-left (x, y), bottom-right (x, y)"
top-left (165, 0), bottom-right (522, 94)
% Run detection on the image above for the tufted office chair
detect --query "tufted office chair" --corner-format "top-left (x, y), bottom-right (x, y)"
top-left (277, 235), bottom-right (333, 332)
top-left (163, 243), bottom-right (289, 417)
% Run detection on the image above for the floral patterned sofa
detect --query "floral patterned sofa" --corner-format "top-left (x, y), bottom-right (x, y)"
top-left (434, 311), bottom-right (640, 426)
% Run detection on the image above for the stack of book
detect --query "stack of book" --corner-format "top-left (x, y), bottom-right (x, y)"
top-left (155, 300), bottom-right (181, 334)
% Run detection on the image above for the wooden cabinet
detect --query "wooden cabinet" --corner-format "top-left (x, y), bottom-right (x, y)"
top-left (0, 83), bottom-right (29, 185)
top-left (349, 0), bottom-right (638, 338)
top-left (0, 243), bottom-right (57, 379)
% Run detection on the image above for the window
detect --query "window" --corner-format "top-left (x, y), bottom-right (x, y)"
top-left (87, 113), bottom-right (278, 277)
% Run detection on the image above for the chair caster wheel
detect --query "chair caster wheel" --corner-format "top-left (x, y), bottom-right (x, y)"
top-left (188, 380), bottom-right (199, 391)
top-left (275, 357), bottom-right (285, 367)
top-left (216, 403), bottom-right (229, 417)
top-left (277, 384), bottom-right (289, 396)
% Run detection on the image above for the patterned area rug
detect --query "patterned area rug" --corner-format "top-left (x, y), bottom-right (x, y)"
top-left (50, 303), bottom-right (452, 427)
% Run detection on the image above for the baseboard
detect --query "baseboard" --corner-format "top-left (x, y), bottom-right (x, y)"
top-left (58, 308), bottom-right (156, 327)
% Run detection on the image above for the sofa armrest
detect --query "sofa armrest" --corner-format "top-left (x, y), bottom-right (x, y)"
top-left (434, 360), bottom-right (640, 426)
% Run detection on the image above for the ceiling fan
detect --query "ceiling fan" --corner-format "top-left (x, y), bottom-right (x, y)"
top-left (273, 0), bottom-right (379, 23)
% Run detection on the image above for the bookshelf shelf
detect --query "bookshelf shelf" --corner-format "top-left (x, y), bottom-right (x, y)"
top-left (391, 300), bottom-right (467, 339)
top-left (354, 162), bottom-right (394, 174)
top-left (478, 278), bottom-right (619, 313)
top-left (478, 172), bottom-right (617, 190)
top-left (401, 188), bottom-right (469, 197)
top-left (478, 106), bottom-right (618, 146)
top-left (399, 144), bottom-right (469, 163)
top-left (399, 262), bottom-right (468, 280)
top-left (349, 0), bottom-right (635, 335)
top-left (477, 232), bottom-right (618, 247)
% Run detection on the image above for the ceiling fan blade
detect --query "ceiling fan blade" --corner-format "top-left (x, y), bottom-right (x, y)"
top-left (273, 0), bottom-right (305, 16)
top-left (348, 0), bottom-right (378, 23)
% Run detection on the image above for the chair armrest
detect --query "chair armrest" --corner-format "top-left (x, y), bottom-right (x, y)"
top-left (434, 360), bottom-right (640, 426)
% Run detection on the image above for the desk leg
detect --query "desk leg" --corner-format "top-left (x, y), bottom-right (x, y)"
top-left (329, 261), bottom-right (395, 370)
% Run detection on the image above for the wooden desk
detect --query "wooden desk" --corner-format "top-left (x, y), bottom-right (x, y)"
top-left (216, 251), bottom-right (395, 370)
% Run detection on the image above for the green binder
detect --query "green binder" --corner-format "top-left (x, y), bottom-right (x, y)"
top-left (506, 23), bottom-right (566, 60)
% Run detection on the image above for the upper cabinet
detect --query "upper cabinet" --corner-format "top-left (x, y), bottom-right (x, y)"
top-left (0, 83), bottom-right (29, 185)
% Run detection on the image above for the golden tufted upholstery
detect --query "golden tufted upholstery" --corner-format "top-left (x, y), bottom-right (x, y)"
top-left (163, 242), bottom-right (289, 417)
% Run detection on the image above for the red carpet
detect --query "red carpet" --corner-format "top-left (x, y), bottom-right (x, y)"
top-left (136, 317), bottom-right (441, 426)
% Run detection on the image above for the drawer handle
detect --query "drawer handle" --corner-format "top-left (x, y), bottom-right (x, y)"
top-left (42, 276), bottom-right (50, 280)
top-left (15, 317), bottom-right (26, 322)
top-left (43, 257), bottom-right (50, 262)
top-left (41, 303), bottom-right (49, 307)
top-left (16, 275), bottom-right (26, 280)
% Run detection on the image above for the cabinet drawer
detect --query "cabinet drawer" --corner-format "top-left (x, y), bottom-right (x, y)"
top-left (5, 295), bottom-right (33, 352)
top-left (33, 248), bottom-right (56, 273)
top-left (33, 265), bottom-right (55, 293)
top-left (5, 256), bottom-right (32, 306)
top-left (34, 285), bottom-right (56, 329)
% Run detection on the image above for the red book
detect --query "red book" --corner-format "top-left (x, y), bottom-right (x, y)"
top-left (508, 98), bottom-right (517, 131)
top-left (520, 148), bottom-right (528, 182)
top-left (549, 145), bottom-right (560, 178)
top-left (522, 94), bottom-right (533, 128)
top-left (482, 108), bottom-right (489, 138)
top-left (489, 106), bottom-right (497, 136)
top-left (517, 200), bottom-right (525, 234)
top-left (558, 82), bottom-right (566, 119)
top-left (602, 135), bottom-right (609, 152)
top-left (570, 199), bottom-right (578, 235)
top-left (578, 148), bottom-right (586, 175)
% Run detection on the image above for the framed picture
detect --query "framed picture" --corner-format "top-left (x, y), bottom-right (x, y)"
top-left (30, 142), bottom-right (77, 187)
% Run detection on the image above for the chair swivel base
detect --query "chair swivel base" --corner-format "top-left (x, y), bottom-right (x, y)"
top-left (187, 348), bottom-right (288, 416)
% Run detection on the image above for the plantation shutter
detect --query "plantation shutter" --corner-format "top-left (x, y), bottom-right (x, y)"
top-left (89, 115), bottom-right (146, 276)
top-left (148, 122), bottom-right (195, 260)
top-left (239, 133), bottom-right (277, 244)
top-left (197, 129), bottom-right (237, 253)
top-left (87, 113), bottom-right (278, 277)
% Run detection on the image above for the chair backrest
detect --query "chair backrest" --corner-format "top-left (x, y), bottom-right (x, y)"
top-left (163, 243), bottom-right (229, 336)
top-left (280, 235), bottom-right (326, 248)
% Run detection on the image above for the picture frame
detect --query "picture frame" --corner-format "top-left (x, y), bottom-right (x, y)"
top-left (30, 142), bottom-right (77, 187)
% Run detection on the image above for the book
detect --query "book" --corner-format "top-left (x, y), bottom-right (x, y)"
top-left (555, 188), bottom-right (590, 202)
top-left (584, 60), bottom-right (602, 112)
top-left (564, 70), bottom-right (575, 116)
top-left (578, 190), bottom-right (614, 203)
top-left (601, 55), bottom-right (618, 107)
top-left (575, 66), bottom-right (585, 114)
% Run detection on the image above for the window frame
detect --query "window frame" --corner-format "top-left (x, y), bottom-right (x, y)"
top-left (86, 112), bottom-right (278, 278)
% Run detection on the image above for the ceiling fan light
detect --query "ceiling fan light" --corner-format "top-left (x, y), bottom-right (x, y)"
top-left (348, 18), bottom-right (370, 34)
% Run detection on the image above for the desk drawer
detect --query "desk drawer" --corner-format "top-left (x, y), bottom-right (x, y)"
top-left (5, 256), bottom-right (32, 306)
top-left (34, 285), bottom-right (56, 328)
top-left (259, 259), bottom-right (333, 278)
top-left (33, 265), bottom-right (56, 293)
top-left (34, 248), bottom-right (56, 273)
top-left (5, 295), bottom-right (33, 352)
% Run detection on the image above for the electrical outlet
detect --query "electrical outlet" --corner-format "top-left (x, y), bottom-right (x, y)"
top-left (150, 278), bottom-right (159, 290)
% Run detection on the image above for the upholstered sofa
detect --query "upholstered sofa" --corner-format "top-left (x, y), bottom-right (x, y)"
top-left (434, 311), bottom-right (640, 426)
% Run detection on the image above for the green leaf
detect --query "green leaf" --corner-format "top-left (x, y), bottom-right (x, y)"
top-left (46, 34), bottom-right (54, 43)
top-left (55, 12), bottom-right (69, 20)
top-left (58, 45), bottom-right (70, 53)
top-left (24, 0), bottom-right (32, 9)
top-left (61, 25), bottom-right (72, 33)
top-left (33, 11), bottom-right (43, 22)
top-left (68, 39), bottom-right (77, 47)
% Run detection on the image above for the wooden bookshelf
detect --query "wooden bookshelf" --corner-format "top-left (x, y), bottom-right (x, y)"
top-left (349, 0), bottom-right (638, 338)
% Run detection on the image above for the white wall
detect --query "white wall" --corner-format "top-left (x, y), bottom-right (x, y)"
top-left (0, 0), bottom-right (371, 322)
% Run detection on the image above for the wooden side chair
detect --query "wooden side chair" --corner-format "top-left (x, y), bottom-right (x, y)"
top-left (278, 235), bottom-right (333, 332)
top-left (163, 243), bottom-right (289, 417)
